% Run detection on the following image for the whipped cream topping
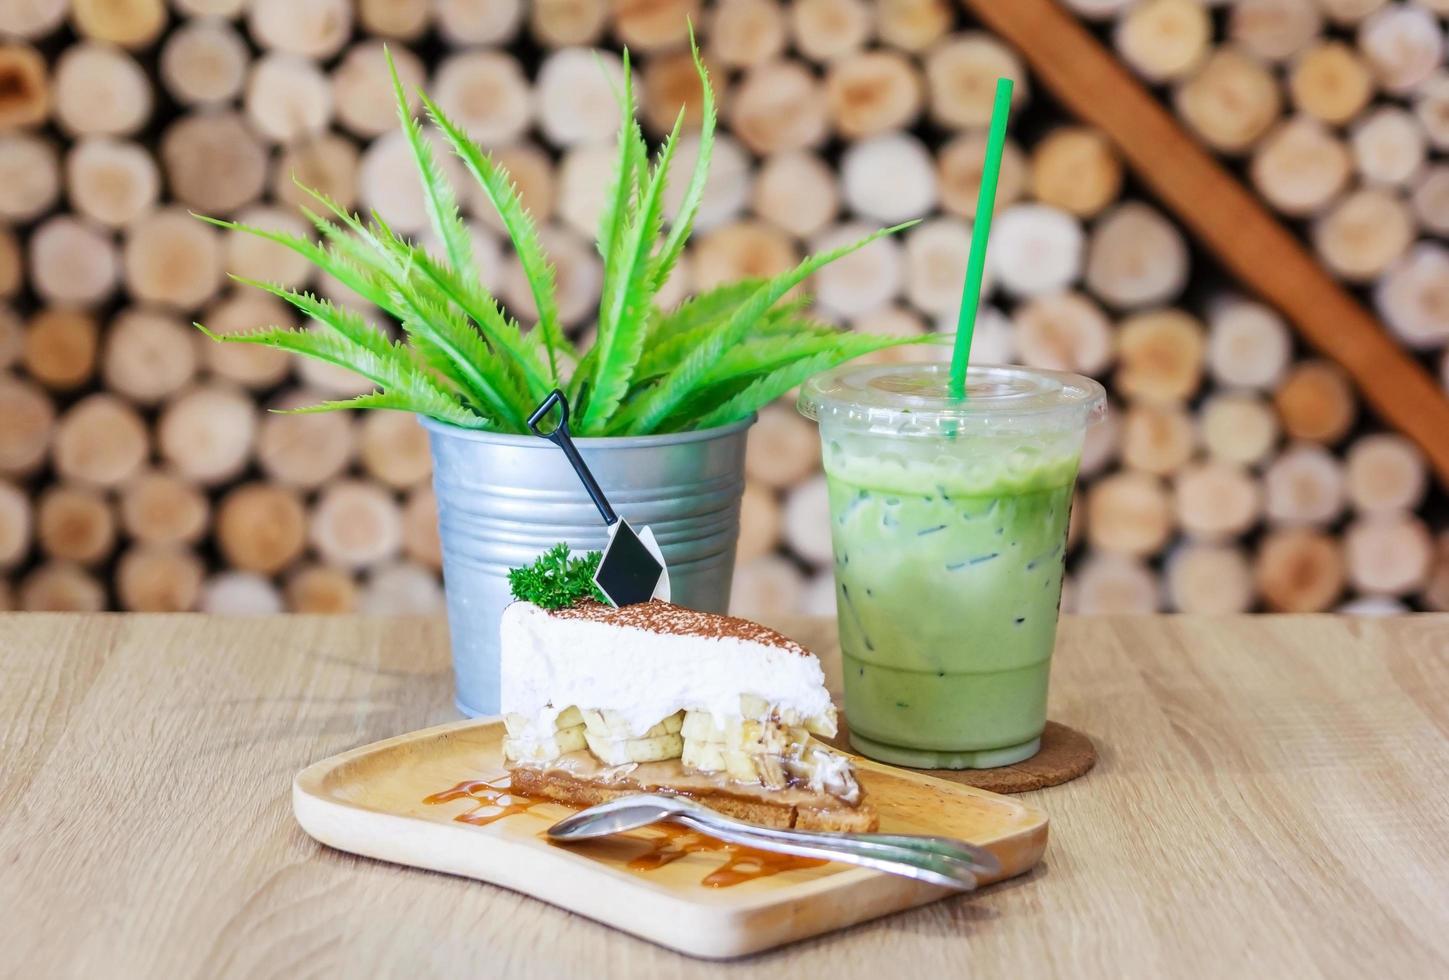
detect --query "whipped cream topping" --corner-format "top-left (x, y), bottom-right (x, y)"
top-left (500, 600), bottom-right (834, 738)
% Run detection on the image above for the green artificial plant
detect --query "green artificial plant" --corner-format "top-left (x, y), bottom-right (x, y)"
top-left (196, 36), bottom-right (922, 436)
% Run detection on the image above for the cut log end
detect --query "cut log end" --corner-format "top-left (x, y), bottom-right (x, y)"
top-left (1075, 554), bottom-right (1162, 614)
top-left (359, 411), bottom-right (433, 489)
top-left (37, 484), bottom-right (115, 565)
top-left (117, 546), bottom-right (205, 612)
top-left (1345, 514), bottom-right (1433, 596)
top-left (1114, 308), bottom-right (1205, 405)
top-left (119, 470), bottom-right (210, 546)
top-left (20, 562), bottom-right (106, 612)
top-left (201, 572), bottom-right (284, 615)
top-left (1174, 47), bottom-right (1282, 155)
top-left (1085, 203), bottom-right (1189, 310)
top-left (1029, 127), bottom-right (1123, 218)
top-left (0, 43), bottom-right (50, 129)
top-left (217, 483), bottom-right (307, 576)
top-left (790, 0), bottom-right (872, 63)
top-left (53, 394), bottom-right (149, 488)
top-left (256, 390), bottom-right (356, 488)
top-left (1264, 444), bottom-right (1347, 527)
top-left (23, 308), bottom-right (98, 392)
top-left (158, 385), bottom-right (258, 486)
top-left (1345, 434), bottom-right (1428, 514)
top-left (0, 375), bottom-right (56, 477)
top-left (285, 564), bottom-right (359, 614)
top-left (746, 404), bottom-right (822, 489)
top-left (1086, 471), bottom-right (1173, 557)
top-left (728, 59), bottom-right (828, 155)
top-left (360, 562), bottom-right (445, 615)
top-left (1256, 528), bottom-right (1345, 612)
top-left (1273, 361), bottom-right (1357, 445)
top-left (1116, 0), bottom-right (1211, 82)
top-left (310, 480), bottom-right (403, 570)
top-left (1167, 544), bottom-right (1254, 614)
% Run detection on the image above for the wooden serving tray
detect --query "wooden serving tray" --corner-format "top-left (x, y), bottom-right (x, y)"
top-left (293, 718), bottom-right (1048, 959)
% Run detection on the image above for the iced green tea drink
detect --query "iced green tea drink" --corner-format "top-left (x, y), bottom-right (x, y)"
top-left (799, 364), bottom-right (1105, 769)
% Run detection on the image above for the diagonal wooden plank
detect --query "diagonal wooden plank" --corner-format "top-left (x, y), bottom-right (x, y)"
top-left (961, 0), bottom-right (1449, 486)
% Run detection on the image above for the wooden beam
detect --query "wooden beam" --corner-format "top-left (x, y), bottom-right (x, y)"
top-left (961, 0), bottom-right (1449, 486)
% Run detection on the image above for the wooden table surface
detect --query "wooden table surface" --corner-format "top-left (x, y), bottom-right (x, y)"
top-left (3, 614), bottom-right (1448, 978)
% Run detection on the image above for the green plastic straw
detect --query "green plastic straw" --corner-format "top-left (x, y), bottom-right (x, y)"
top-left (948, 77), bottom-right (1015, 400)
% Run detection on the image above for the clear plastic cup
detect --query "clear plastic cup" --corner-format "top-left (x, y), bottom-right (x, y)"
top-left (798, 363), bottom-right (1106, 769)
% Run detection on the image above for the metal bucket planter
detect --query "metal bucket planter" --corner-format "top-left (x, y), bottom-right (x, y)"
top-left (423, 416), bottom-right (754, 717)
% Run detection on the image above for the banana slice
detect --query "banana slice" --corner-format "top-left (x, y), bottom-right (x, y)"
top-left (722, 746), bottom-right (760, 783)
top-left (584, 731), bottom-right (684, 766)
top-left (506, 707), bottom-right (586, 738)
top-left (803, 707), bottom-right (838, 737)
top-left (682, 710), bottom-right (727, 742)
top-left (742, 718), bottom-right (787, 757)
top-left (581, 709), bottom-right (683, 739)
top-left (681, 738), bottom-right (726, 773)
top-left (502, 722), bottom-right (588, 763)
top-left (555, 722), bottom-right (587, 754)
top-left (739, 694), bottom-right (771, 718)
top-left (580, 708), bottom-right (630, 738)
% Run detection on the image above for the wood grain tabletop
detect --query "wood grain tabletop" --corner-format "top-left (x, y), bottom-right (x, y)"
top-left (2, 613), bottom-right (1447, 978)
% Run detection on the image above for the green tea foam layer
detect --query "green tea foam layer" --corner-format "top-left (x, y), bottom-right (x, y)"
top-left (821, 439), bottom-right (1081, 497)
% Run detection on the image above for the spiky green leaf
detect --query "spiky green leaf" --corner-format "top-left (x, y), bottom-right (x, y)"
top-left (647, 280), bottom-right (764, 341)
top-left (656, 327), bottom-right (921, 428)
top-left (595, 49), bottom-right (646, 269)
top-left (423, 91), bottom-right (571, 385)
top-left (703, 328), bottom-right (924, 388)
top-left (405, 244), bottom-right (552, 402)
top-left (608, 222), bottom-right (915, 434)
top-left (278, 389), bottom-right (486, 428)
top-left (634, 293), bottom-right (818, 383)
top-left (195, 323), bottom-right (485, 428)
top-left (386, 47), bottom-right (474, 279)
top-left (195, 211), bottom-right (396, 316)
top-left (228, 278), bottom-right (396, 359)
top-left (579, 110), bottom-right (683, 433)
top-left (688, 350), bottom-right (854, 430)
top-left (650, 28), bottom-right (714, 294)
top-left (386, 283), bottom-right (528, 429)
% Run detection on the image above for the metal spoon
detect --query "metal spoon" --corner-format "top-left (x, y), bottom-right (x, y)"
top-left (547, 793), bottom-right (998, 890)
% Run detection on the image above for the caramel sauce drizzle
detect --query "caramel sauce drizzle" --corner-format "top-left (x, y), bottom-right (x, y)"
top-left (423, 778), bottom-right (536, 826)
top-left (423, 778), bottom-right (828, 888)
top-left (625, 823), bottom-right (828, 887)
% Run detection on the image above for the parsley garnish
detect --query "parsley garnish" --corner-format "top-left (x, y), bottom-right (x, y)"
top-left (507, 544), bottom-right (607, 609)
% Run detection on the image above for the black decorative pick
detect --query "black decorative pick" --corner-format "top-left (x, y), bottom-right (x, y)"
top-left (527, 390), bottom-right (668, 607)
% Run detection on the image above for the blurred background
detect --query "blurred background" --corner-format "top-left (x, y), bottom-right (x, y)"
top-left (0, 0), bottom-right (1445, 619)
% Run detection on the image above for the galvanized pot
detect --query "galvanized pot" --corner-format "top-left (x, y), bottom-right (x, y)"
top-left (423, 416), bottom-right (754, 717)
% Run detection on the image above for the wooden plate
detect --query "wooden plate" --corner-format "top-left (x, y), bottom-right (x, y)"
top-left (293, 718), bottom-right (1048, 960)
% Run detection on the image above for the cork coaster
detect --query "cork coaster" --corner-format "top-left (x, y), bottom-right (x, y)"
top-left (831, 718), bottom-right (1096, 794)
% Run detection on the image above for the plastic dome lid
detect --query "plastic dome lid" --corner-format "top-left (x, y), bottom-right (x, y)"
top-left (798, 363), bottom-right (1107, 436)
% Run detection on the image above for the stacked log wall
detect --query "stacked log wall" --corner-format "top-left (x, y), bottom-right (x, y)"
top-left (0, 0), bottom-right (1443, 617)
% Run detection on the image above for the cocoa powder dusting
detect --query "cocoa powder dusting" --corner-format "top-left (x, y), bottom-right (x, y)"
top-left (548, 600), bottom-right (810, 656)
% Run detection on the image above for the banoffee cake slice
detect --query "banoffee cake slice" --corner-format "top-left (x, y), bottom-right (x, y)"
top-left (500, 598), bottom-right (877, 832)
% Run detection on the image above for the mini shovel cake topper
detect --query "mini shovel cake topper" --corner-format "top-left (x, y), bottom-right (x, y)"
top-left (527, 390), bottom-right (669, 607)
